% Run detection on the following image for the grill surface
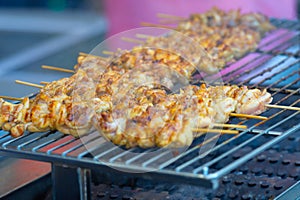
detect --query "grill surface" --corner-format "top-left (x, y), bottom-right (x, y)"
top-left (0, 19), bottom-right (299, 196)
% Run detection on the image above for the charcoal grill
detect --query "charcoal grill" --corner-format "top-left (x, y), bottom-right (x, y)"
top-left (0, 18), bottom-right (299, 200)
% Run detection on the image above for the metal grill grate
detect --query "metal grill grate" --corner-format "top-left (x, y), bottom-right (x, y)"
top-left (0, 19), bottom-right (299, 191)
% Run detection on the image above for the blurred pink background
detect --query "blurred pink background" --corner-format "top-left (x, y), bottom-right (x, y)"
top-left (103, 0), bottom-right (297, 36)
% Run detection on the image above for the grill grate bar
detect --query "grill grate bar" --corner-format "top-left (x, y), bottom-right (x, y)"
top-left (77, 137), bottom-right (107, 159)
top-left (209, 121), bottom-right (300, 180)
top-left (276, 89), bottom-right (300, 103)
top-left (61, 133), bottom-right (101, 157)
top-left (271, 78), bottom-right (300, 97)
top-left (266, 87), bottom-right (299, 94)
top-left (203, 29), bottom-right (297, 83)
top-left (174, 130), bottom-right (250, 172)
top-left (16, 132), bottom-right (51, 150)
top-left (260, 36), bottom-right (300, 57)
top-left (0, 131), bottom-right (10, 140)
top-left (250, 61), bottom-right (299, 88)
top-left (204, 30), bottom-right (299, 86)
top-left (205, 54), bottom-right (268, 83)
top-left (259, 29), bottom-right (297, 49)
top-left (237, 59), bottom-right (298, 86)
top-left (141, 150), bottom-right (171, 167)
top-left (158, 121), bottom-right (247, 170)
top-left (223, 55), bottom-right (272, 85)
top-left (1, 134), bottom-right (29, 148)
top-left (32, 133), bottom-right (64, 152)
top-left (45, 136), bottom-right (77, 155)
top-left (109, 149), bottom-right (134, 163)
top-left (61, 142), bottom-right (83, 157)
top-left (125, 149), bottom-right (154, 165)
top-left (192, 110), bottom-right (300, 174)
top-left (174, 95), bottom-right (300, 173)
top-left (258, 31), bottom-right (299, 51)
top-left (270, 18), bottom-right (300, 30)
top-left (93, 146), bottom-right (119, 160)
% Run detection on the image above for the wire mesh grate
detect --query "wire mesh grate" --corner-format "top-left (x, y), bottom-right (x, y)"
top-left (0, 19), bottom-right (299, 188)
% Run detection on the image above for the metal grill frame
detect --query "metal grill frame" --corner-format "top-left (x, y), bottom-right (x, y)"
top-left (0, 19), bottom-right (299, 199)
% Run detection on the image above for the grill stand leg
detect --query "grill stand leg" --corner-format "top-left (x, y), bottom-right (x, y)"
top-left (52, 163), bottom-right (91, 200)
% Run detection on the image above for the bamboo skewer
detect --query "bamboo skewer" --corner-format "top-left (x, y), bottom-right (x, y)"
top-left (15, 80), bottom-right (44, 89)
top-left (102, 50), bottom-right (114, 55)
top-left (0, 96), bottom-right (24, 101)
top-left (121, 37), bottom-right (144, 44)
top-left (135, 33), bottom-right (152, 39)
top-left (266, 104), bottom-right (300, 111)
top-left (156, 13), bottom-right (185, 24)
top-left (42, 65), bottom-right (75, 73)
top-left (158, 19), bottom-right (182, 25)
top-left (140, 22), bottom-right (175, 29)
top-left (213, 123), bottom-right (247, 129)
top-left (193, 128), bottom-right (239, 134)
top-left (40, 81), bottom-right (50, 85)
top-left (6, 81), bottom-right (296, 121)
top-left (79, 52), bottom-right (108, 60)
top-left (229, 113), bottom-right (268, 120)
top-left (156, 13), bottom-right (185, 20)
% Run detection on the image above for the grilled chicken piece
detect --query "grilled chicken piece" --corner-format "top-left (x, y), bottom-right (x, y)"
top-left (93, 84), bottom-right (272, 148)
top-left (178, 7), bottom-right (275, 34)
top-left (0, 8), bottom-right (274, 146)
top-left (75, 10), bottom-right (273, 75)
top-left (0, 82), bottom-right (272, 148)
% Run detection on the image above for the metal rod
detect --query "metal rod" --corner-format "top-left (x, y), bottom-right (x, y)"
top-left (207, 119), bottom-right (300, 179)
top-left (193, 111), bottom-right (300, 174)
top-left (271, 77), bottom-right (300, 96)
top-left (77, 137), bottom-right (107, 159)
top-left (93, 146), bottom-right (119, 160)
top-left (32, 133), bottom-right (65, 152)
top-left (46, 136), bottom-right (76, 155)
top-left (125, 149), bottom-right (154, 165)
top-left (109, 149), bottom-right (133, 163)
top-left (251, 62), bottom-right (299, 88)
top-left (16, 132), bottom-right (51, 150)
top-left (142, 150), bottom-right (171, 167)
top-left (238, 58), bottom-right (297, 86)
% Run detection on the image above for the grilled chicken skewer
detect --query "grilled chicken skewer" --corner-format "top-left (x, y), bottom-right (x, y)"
top-left (0, 73), bottom-right (272, 148)
top-left (139, 8), bottom-right (275, 73)
top-left (0, 8), bottom-right (275, 147)
top-left (95, 82), bottom-right (272, 148)
top-left (176, 7), bottom-right (275, 35)
top-left (76, 8), bottom-right (274, 75)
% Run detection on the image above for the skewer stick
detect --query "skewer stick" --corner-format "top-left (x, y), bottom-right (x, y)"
top-left (266, 104), bottom-right (300, 111)
top-left (213, 123), bottom-right (247, 129)
top-left (102, 50), bottom-right (114, 55)
top-left (193, 128), bottom-right (239, 134)
top-left (121, 37), bottom-right (144, 44)
top-left (140, 22), bottom-right (175, 29)
top-left (0, 96), bottom-right (23, 101)
top-left (156, 13), bottom-right (185, 20)
top-left (77, 55), bottom-right (85, 63)
top-left (229, 113), bottom-right (268, 120)
top-left (40, 81), bottom-right (49, 85)
top-left (15, 80), bottom-right (43, 89)
top-left (135, 33), bottom-right (152, 39)
top-left (79, 52), bottom-right (108, 60)
top-left (158, 18), bottom-right (183, 25)
top-left (79, 52), bottom-right (91, 57)
top-left (41, 65), bottom-right (75, 73)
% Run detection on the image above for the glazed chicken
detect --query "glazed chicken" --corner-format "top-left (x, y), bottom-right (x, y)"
top-left (0, 73), bottom-right (272, 148)
top-left (74, 8), bottom-right (274, 75)
top-left (0, 8), bottom-right (274, 148)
